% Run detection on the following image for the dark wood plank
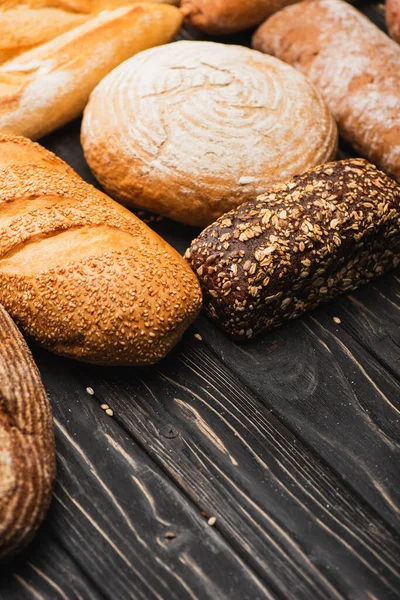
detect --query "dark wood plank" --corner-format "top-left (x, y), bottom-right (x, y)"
top-left (194, 280), bottom-right (400, 535)
top-left (24, 352), bottom-right (274, 600)
top-left (0, 529), bottom-right (101, 600)
top-left (73, 339), bottom-right (400, 600)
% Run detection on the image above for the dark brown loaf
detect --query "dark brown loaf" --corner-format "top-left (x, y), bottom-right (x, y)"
top-left (0, 304), bottom-right (55, 560)
top-left (0, 134), bottom-right (202, 365)
top-left (185, 159), bottom-right (400, 340)
top-left (252, 0), bottom-right (400, 183)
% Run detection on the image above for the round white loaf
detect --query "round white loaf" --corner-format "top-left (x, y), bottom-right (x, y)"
top-left (82, 40), bottom-right (338, 227)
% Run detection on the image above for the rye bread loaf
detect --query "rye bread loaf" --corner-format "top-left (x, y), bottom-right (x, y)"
top-left (185, 159), bottom-right (400, 339)
top-left (0, 303), bottom-right (55, 560)
top-left (0, 134), bottom-right (202, 365)
top-left (252, 0), bottom-right (400, 183)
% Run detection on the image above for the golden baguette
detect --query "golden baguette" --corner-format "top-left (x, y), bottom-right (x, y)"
top-left (0, 0), bottom-right (178, 12)
top-left (0, 134), bottom-right (202, 365)
top-left (0, 303), bottom-right (55, 560)
top-left (0, 3), bottom-right (182, 139)
top-left (0, 8), bottom-right (89, 64)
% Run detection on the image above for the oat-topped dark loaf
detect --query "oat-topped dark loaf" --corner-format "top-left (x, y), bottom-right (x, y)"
top-left (185, 159), bottom-right (400, 339)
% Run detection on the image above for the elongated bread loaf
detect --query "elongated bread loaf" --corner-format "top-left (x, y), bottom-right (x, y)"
top-left (253, 0), bottom-right (400, 183)
top-left (0, 304), bottom-right (55, 560)
top-left (0, 8), bottom-right (88, 64)
top-left (181, 0), bottom-right (299, 35)
top-left (0, 0), bottom-right (178, 12)
top-left (82, 40), bottom-right (337, 227)
top-left (185, 159), bottom-right (400, 339)
top-left (0, 135), bottom-right (202, 365)
top-left (387, 0), bottom-right (400, 43)
top-left (0, 3), bottom-right (182, 140)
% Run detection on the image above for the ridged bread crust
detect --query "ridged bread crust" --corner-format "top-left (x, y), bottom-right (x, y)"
top-left (181, 0), bottom-right (299, 35)
top-left (186, 159), bottom-right (400, 339)
top-left (81, 40), bottom-right (337, 227)
top-left (0, 3), bottom-right (182, 140)
top-left (387, 0), bottom-right (400, 43)
top-left (253, 0), bottom-right (400, 183)
top-left (0, 135), bottom-right (202, 365)
top-left (0, 303), bottom-right (55, 560)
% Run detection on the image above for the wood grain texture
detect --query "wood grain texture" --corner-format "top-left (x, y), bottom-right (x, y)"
top-left (73, 338), bottom-right (400, 600)
top-left (0, 304), bottom-right (55, 560)
top-left (9, 353), bottom-right (274, 600)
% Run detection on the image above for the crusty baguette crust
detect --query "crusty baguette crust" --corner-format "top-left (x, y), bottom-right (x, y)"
top-left (181, 0), bottom-right (299, 35)
top-left (0, 3), bottom-right (182, 140)
top-left (252, 0), bottom-right (400, 183)
top-left (387, 0), bottom-right (400, 43)
top-left (0, 134), bottom-right (202, 365)
top-left (186, 159), bottom-right (400, 339)
top-left (0, 303), bottom-right (55, 560)
top-left (0, 0), bottom-right (178, 13)
top-left (82, 40), bottom-right (337, 227)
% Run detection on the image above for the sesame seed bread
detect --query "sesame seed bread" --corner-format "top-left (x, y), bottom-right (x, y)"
top-left (252, 0), bottom-right (400, 183)
top-left (0, 3), bottom-right (182, 140)
top-left (0, 303), bottom-right (55, 560)
top-left (180, 0), bottom-right (299, 35)
top-left (387, 0), bottom-right (400, 44)
top-left (81, 40), bottom-right (337, 228)
top-left (0, 135), bottom-right (202, 365)
top-left (185, 159), bottom-right (400, 340)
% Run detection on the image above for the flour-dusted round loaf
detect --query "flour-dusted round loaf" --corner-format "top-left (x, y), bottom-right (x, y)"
top-left (253, 0), bottom-right (400, 183)
top-left (387, 0), bottom-right (400, 43)
top-left (81, 41), bottom-right (337, 227)
top-left (180, 0), bottom-right (299, 35)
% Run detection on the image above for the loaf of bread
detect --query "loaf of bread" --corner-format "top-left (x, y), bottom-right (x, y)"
top-left (181, 0), bottom-right (299, 35)
top-left (0, 8), bottom-right (88, 64)
top-left (387, 0), bottom-right (400, 43)
top-left (0, 135), bottom-right (202, 365)
top-left (185, 159), bottom-right (400, 339)
top-left (0, 0), bottom-right (179, 64)
top-left (0, 303), bottom-right (55, 559)
top-left (0, 3), bottom-right (182, 140)
top-left (82, 40), bottom-right (337, 227)
top-left (253, 0), bottom-right (400, 183)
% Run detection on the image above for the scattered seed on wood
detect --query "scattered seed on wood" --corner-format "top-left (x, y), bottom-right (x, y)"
top-left (86, 387), bottom-right (95, 396)
top-left (164, 531), bottom-right (176, 540)
top-left (333, 317), bottom-right (342, 324)
top-left (101, 404), bottom-right (109, 410)
top-left (194, 333), bottom-right (203, 341)
top-left (208, 516), bottom-right (217, 526)
top-left (105, 409), bottom-right (114, 417)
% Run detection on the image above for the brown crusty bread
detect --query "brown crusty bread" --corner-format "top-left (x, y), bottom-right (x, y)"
top-left (0, 303), bottom-right (55, 560)
top-left (82, 40), bottom-right (337, 228)
top-left (185, 159), bottom-right (400, 340)
top-left (180, 0), bottom-right (299, 35)
top-left (252, 0), bottom-right (400, 183)
top-left (0, 3), bottom-right (182, 140)
top-left (387, 0), bottom-right (400, 43)
top-left (0, 135), bottom-right (202, 365)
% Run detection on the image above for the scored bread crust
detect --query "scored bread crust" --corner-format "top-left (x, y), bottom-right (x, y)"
top-left (0, 3), bottom-right (183, 140)
top-left (181, 0), bottom-right (299, 35)
top-left (0, 135), bottom-right (202, 365)
top-left (81, 40), bottom-right (337, 228)
top-left (253, 0), bottom-right (400, 183)
top-left (0, 303), bottom-right (55, 560)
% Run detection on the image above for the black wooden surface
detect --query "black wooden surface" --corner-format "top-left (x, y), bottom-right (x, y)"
top-left (1, 2), bottom-right (400, 599)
